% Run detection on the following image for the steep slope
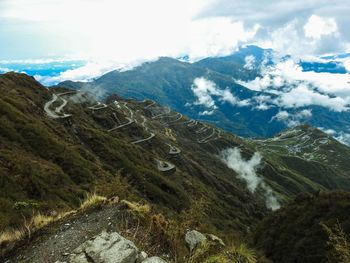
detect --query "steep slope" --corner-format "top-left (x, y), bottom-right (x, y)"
top-left (3, 72), bottom-right (350, 262)
top-left (0, 72), bottom-right (268, 238)
top-left (247, 125), bottom-right (350, 198)
top-left (253, 191), bottom-right (350, 263)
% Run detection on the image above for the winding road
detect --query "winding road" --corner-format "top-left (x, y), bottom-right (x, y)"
top-left (122, 102), bottom-right (134, 119)
top-left (108, 117), bottom-right (134, 132)
top-left (198, 128), bottom-right (216, 144)
top-left (131, 132), bottom-right (156, 144)
top-left (144, 100), bottom-right (156, 109)
top-left (188, 120), bottom-right (198, 127)
top-left (195, 125), bottom-right (209, 134)
top-left (163, 113), bottom-right (183, 125)
top-left (167, 144), bottom-right (181, 155)
top-left (155, 159), bottom-right (176, 172)
top-left (151, 107), bottom-right (171, 119)
top-left (44, 93), bottom-right (72, 119)
top-left (88, 102), bottom-right (108, 110)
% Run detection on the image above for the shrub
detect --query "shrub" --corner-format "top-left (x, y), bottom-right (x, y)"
top-left (203, 244), bottom-right (257, 263)
top-left (321, 221), bottom-right (350, 263)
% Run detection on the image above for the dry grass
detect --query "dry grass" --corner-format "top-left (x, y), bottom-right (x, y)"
top-left (121, 200), bottom-right (151, 217)
top-left (0, 193), bottom-right (106, 248)
top-left (79, 193), bottom-right (107, 211)
top-left (0, 228), bottom-right (26, 246)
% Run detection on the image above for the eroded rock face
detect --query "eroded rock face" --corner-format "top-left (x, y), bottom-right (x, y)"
top-left (69, 231), bottom-right (138, 263)
top-left (68, 231), bottom-right (163, 263)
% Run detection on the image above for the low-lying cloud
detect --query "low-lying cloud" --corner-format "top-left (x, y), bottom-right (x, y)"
top-left (319, 127), bottom-right (350, 146)
top-left (191, 77), bottom-right (250, 110)
top-left (238, 59), bottom-right (350, 112)
top-left (220, 147), bottom-right (280, 210)
top-left (244, 55), bottom-right (256, 70)
top-left (271, 109), bottom-right (312, 127)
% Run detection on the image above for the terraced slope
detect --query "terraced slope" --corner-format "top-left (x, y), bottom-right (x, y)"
top-left (0, 72), bottom-right (268, 238)
top-left (248, 125), bottom-right (350, 198)
top-left (2, 72), bottom-right (350, 256)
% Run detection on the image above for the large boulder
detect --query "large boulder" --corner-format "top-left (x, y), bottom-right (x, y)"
top-left (185, 230), bottom-right (207, 252)
top-left (69, 231), bottom-right (139, 263)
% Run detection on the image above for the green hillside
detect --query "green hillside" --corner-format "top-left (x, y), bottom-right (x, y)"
top-left (253, 191), bottom-right (350, 263)
top-left (2, 72), bottom-right (350, 262)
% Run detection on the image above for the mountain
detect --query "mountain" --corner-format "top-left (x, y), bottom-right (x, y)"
top-left (58, 46), bottom-right (350, 141)
top-left (0, 72), bottom-right (269, 239)
top-left (2, 72), bottom-right (350, 262)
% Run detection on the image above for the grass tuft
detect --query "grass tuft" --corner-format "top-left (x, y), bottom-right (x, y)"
top-left (79, 193), bottom-right (107, 211)
top-left (0, 228), bottom-right (26, 246)
top-left (121, 200), bottom-right (151, 217)
top-left (0, 193), bottom-right (106, 248)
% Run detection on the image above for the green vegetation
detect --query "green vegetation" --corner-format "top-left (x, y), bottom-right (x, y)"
top-left (322, 221), bottom-right (350, 263)
top-left (0, 72), bottom-right (265, 247)
top-left (253, 191), bottom-right (350, 263)
top-left (2, 72), bottom-right (350, 262)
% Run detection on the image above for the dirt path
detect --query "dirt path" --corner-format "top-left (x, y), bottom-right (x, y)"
top-left (3, 204), bottom-right (126, 263)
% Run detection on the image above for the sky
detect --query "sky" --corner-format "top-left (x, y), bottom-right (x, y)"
top-left (1, 0), bottom-right (349, 62)
top-left (0, 0), bottom-right (350, 87)
top-left (1, 0), bottom-right (350, 143)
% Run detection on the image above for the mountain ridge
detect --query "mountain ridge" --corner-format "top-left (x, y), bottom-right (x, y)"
top-left (58, 46), bottom-right (350, 141)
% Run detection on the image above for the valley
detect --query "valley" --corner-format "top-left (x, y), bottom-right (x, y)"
top-left (1, 72), bottom-right (350, 262)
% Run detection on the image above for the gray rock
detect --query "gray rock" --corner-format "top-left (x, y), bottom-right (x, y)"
top-left (185, 230), bottom-right (207, 252)
top-left (136, 251), bottom-right (148, 263)
top-left (206, 234), bottom-right (225, 247)
top-left (142, 257), bottom-right (167, 263)
top-left (69, 231), bottom-right (139, 263)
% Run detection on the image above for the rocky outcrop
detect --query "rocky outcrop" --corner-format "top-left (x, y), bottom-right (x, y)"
top-left (185, 230), bottom-right (225, 253)
top-left (65, 231), bottom-right (166, 263)
top-left (185, 230), bottom-right (207, 253)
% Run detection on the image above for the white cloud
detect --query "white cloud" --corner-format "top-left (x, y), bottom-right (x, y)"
top-left (191, 77), bottom-right (218, 109)
top-left (244, 55), bottom-right (256, 70)
top-left (344, 59), bottom-right (350, 72)
top-left (0, 0), bottom-right (260, 63)
top-left (220, 147), bottom-right (280, 210)
top-left (33, 58), bottom-right (154, 85)
top-left (186, 18), bottom-right (259, 60)
top-left (277, 85), bottom-right (348, 112)
top-left (221, 148), bottom-right (262, 192)
top-left (34, 62), bottom-right (117, 85)
top-left (199, 110), bottom-right (214, 116)
top-left (0, 67), bottom-right (12, 73)
top-left (252, 94), bottom-right (274, 111)
top-left (304, 15), bottom-right (338, 40)
top-left (238, 59), bottom-right (350, 112)
top-left (256, 17), bottom-right (344, 57)
top-left (271, 109), bottom-right (312, 127)
top-left (191, 77), bottom-right (250, 109)
top-left (318, 127), bottom-right (350, 145)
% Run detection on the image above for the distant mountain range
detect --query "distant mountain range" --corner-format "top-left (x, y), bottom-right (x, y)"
top-left (58, 46), bottom-right (350, 143)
